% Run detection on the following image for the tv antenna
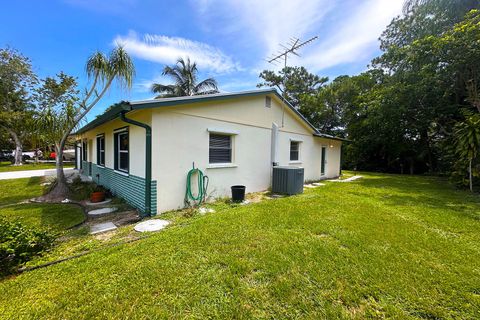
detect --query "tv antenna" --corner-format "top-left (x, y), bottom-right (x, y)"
top-left (266, 36), bottom-right (318, 126)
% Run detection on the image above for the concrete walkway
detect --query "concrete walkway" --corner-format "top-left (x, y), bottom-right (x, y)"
top-left (0, 168), bottom-right (75, 180)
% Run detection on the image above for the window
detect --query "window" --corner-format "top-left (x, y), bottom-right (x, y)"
top-left (209, 134), bottom-right (232, 163)
top-left (82, 140), bottom-right (87, 161)
top-left (114, 130), bottom-right (129, 173)
top-left (290, 141), bottom-right (300, 161)
top-left (265, 96), bottom-right (272, 108)
top-left (96, 135), bottom-right (105, 166)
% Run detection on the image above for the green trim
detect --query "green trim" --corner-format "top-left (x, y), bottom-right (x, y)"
top-left (120, 112), bottom-right (152, 217)
top-left (83, 161), bottom-right (157, 215)
top-left (313, 133), bottom-right (350, 142)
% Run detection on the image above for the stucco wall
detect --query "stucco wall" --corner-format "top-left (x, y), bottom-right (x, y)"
top-left (77, 110), bottom-right (150, 178)
top-left (151, 95), bottom-right (342, 213)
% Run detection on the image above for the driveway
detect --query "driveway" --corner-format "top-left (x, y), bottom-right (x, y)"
top-left (0, 168), bottom-right (75, 180)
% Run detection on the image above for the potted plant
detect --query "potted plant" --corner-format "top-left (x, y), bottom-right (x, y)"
top-left (90, 185), bottom-right (107, 203)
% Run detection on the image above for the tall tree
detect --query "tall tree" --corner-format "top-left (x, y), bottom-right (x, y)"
top-left (454, 112), bottom-right (480, 191)
top-left (36, 46), bottom-right (134, 199)
top-left (0, 48), bottom-right (38, 165)
top-left (151, 57), bottom-right (218, 98)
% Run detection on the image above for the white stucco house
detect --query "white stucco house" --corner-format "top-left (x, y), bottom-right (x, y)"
top-left (75, 88), bottom-right (345, 216)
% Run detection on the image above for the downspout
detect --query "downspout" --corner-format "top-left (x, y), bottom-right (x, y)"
top-left (120, 111), bottom-right (152, 217)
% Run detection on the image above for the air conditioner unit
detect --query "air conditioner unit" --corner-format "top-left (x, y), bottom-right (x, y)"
top-left (272, 166), bottom-right (304, 195)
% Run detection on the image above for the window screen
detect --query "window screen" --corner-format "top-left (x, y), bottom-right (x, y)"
top-left (290, 141), bottom-right (300, 161)
top-left (96, 135), bottom-right (105, 166)
top-left (209, 134), bottom-right (232, 163)
top-left (115, 131), bottom-right (129, 173)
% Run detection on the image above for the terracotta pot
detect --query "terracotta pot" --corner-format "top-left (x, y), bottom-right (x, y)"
top-left (90, 191), bottom-right (105, 203)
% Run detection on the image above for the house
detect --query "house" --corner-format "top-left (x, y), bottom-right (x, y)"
top-left (75, 88), bottom-right (344, 216)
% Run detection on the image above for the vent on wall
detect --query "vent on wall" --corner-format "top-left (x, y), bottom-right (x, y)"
top-left (265, 96), bottom-right (272, 108)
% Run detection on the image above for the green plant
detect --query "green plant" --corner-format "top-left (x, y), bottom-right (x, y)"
top-left (0, 218), bottom-right (54, 276)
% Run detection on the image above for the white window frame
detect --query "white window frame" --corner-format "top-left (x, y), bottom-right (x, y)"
top-left (208, 132), bottom-right (234, 166)
top-left (96, 134), bottom-right (105, 167)
top-left (289, 139), bottom-right (302, 163)
top-left (115, 130), bottom-right (129, 174)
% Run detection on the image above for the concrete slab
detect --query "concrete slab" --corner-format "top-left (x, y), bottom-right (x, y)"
top-left (312, 183), bottom-right (325, 186)
top-left (90, 222), bottom-right (117, 235)
top-left (328, 175), bottom-right (363, 182)
top-left (85, 199), bottom-right (112, 206)
top-left (134, 219), bottom-right (170, 232)
top-left (304, 184), bottom-right (318, 188)
top-left (88, 207), bottom-right (118, 216)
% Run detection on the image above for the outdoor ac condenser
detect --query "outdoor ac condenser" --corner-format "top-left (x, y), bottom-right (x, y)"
top-left (272, 166), bottom-right (304, 195)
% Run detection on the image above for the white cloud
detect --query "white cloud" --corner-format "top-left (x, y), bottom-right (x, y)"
top-left (300, 0), bottom-right (404, 72)
top-left (195, 0), bottom-right (404, 73)
top-left (113, 31), bottom-right (241, 73)
top-left (197, 0), bottom-right (334, 58)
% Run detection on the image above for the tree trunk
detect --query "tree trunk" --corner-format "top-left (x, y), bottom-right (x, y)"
top-left (469, 158), bottom-right (473, 192)
top-left (8, 129), bottom-right (23, 166)
top-left (48, 143), bottom-right (69, 198)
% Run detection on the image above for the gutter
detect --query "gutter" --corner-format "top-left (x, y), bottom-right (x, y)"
top-left (120, 110), bottom-right (152, 217)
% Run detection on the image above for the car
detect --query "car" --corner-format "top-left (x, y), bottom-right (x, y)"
top-left (48, 149), bottom-right (75, 161)
top-left (12, 150), bottom-right (43, 160)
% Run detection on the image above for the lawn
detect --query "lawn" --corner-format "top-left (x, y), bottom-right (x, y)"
top-left (1, 172), bottom-right (479, 319)
top-left (0, 161), bottom-right (73, 173)
top-left (0, 203), bottom-right (84, 232)
top-left (0, 177), bottom-right (45, 206)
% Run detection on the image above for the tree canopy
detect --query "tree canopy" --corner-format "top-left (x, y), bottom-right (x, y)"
top-left (257, 1), bottom-right (480, 190)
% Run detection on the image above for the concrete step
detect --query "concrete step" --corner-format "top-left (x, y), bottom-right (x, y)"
top-left (87, 207), bottom-right (118, 217)
top-left (90, 221), bottom-right (117, 235)
top-left (85, 198), bottom-right (112, 206)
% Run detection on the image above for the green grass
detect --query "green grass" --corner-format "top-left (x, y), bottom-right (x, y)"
top-left (0, 203), bottom-right (84, 232)
top-left (0, 177), bottom-right (45, 206)
top-left (0, 161), bottom-right (73, 172)
top-left (1, 172), bottom-right (480, 319)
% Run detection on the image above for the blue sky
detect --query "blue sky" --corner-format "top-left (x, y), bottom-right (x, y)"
top-left (1, 0), bottom-right (403, 120)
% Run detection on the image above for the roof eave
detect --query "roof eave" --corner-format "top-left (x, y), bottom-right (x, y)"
top-left (75, 102), bottom-right (131, 135)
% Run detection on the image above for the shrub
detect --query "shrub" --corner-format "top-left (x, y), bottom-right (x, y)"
top-left (0, 219), bottom-right (55, 276)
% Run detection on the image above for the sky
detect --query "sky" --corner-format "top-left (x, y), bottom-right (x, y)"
top-left (0, 0), bottom-right (404, 120)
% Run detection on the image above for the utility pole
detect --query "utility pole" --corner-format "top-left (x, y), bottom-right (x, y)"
top-left (267, 36), bottom-right (318, 126)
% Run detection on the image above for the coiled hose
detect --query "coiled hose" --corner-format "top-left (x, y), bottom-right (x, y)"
top-left (185, 168), bottom-right (209, 207)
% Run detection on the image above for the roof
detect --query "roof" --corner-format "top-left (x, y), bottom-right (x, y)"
top-left (75, 89), bottom-right (344, 141)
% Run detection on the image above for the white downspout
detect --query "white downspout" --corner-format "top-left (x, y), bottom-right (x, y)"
top-left (271, 122), bottom-right (279, 166)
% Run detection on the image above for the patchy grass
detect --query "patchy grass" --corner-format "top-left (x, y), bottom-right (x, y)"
top-left (0, 161), bottom-right (73, 173)
top-left (0, 203), bottom-right (84, 232)
top-left (0, 172), bottom-right (480, 319)
top-left (0, 177), bottom-right (45, 206)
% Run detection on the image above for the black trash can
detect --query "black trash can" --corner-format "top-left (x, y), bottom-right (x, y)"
top-left (231, 185), bottom-right (246, 202)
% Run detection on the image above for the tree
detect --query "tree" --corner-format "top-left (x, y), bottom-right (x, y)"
top-left (257, 66), bottom-right (328, 109)
top-left (151, 57), bottom-right (218, 98)
top-left (0, 48), bottom-right (38, 165)
top-left (454, 113), bottom-right (480, 191)
top-left (36, 46), bottom-right (134, 199)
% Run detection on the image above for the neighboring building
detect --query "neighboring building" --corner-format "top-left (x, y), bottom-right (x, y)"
top-left (75, 89), bottom-right (345, 215)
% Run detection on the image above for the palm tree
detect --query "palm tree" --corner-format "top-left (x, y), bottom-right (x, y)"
top-left (36, 45), bottom-right (135, 199)
top-left (455, 113), bottom-right (480, 192)
top-left (151, 57), bottom-right (218, 98)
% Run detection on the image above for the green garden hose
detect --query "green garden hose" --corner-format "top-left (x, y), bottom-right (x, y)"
top-left (185, 168), bottom-right (209, 206)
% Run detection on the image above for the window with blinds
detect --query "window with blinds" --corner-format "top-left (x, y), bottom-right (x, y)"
top-left (209, 134), bottom-right (232, 163)
top-left (290, 141), bottom-right (300, 161)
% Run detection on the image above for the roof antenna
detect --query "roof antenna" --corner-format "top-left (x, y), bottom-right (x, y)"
top-left (266, 36), bottom-right (318, 127)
